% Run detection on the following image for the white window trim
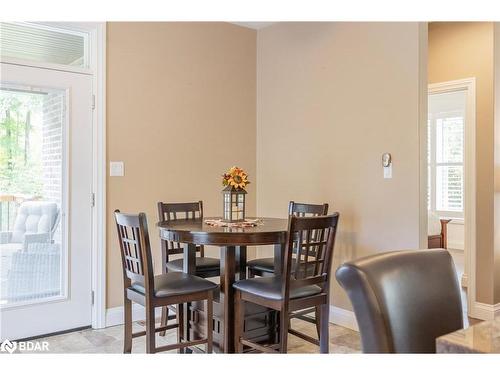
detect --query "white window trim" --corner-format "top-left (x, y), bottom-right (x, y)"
top-left (428, 77), bottom-right (476, 318)
top-left (428, 106), bottom-right (465, 219)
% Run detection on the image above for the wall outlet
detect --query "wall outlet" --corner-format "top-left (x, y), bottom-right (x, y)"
top-left (110, 161), bottom-right (124, 177)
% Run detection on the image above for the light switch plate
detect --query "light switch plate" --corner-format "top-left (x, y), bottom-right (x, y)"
top-left (383, 165), bottom-right (392, 179)
top-left (110, 161), bottom-right (124, 177)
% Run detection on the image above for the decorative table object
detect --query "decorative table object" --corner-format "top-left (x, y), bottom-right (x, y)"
top-left (204, 218), bottom-right (262, 228)
top-left (221, 166), bottom-right (250, 222)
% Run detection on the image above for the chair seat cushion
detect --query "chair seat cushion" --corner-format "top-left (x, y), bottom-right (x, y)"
top-left (166, 257), bottom-right (220, 273)
top-left (233, 276), bottom-right (322, 301)
top-left (130, 272), bottom-right (217, 298)
top-left (247, 257), bottom-right (275, 273)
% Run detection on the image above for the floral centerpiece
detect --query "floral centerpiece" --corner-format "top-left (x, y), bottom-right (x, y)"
top-left (221, 166), bottom-right (250, 222)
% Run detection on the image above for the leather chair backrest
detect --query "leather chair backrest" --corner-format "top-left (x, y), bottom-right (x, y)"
top-left (335, 249), bottom-right (463, 353)
top-left (11, 201), bottom-right (59, 243)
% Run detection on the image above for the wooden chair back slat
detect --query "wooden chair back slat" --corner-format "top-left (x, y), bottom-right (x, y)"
top-left (157, 201), bottom-right (204, 260)
top-left (114, 210), bottom-right (154, 293)
top-left (283, 214), bottom-right (340, 300)
top-left (288, 201), bottom-right (329, 278)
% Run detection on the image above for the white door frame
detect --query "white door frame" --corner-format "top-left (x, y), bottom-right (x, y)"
top-left (426, 78), bottom-right (476, 318)
top-left (0, 22), bottom-right (107, 329)
top-left (87, 22), bottom-right (107, 330)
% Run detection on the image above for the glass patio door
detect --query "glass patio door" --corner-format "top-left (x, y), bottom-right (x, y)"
top-left (0, 62), bottom-right (92, 340)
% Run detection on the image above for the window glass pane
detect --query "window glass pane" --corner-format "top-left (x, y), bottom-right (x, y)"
top-left (436, 166), bottom-right (463, 212)
top-left (0, 22), bottom-right (87, 68)
top-left (436, 117), bottom-right (464, 164)
top-left (0, 85), bottom-right (65, 306)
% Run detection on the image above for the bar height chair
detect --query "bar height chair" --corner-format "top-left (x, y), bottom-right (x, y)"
top-left (247, 201), bottom-right (329, 278)
top-left (233, 213), bottom-right (340, 353)
top-left (157, 201), bottom-right (220, 337)
top-left (157, 201), bottom-right (220, 278)
top-left (246, 201), bottom-right (329, 342)
top-left (114, 210), bottom-right (217, 354)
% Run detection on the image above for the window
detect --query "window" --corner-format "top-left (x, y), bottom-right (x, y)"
top-left (428, 90), bottom-right (466, 218)
top-left (0, 22), bottom-right (88, 68)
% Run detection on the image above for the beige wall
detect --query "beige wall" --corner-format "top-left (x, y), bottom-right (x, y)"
top-left (428, 22), bottom-right (496, 304)
top-left (106, 22), bottom-right (256, 308)
top-left (256, 22), bottom-right (423, 310)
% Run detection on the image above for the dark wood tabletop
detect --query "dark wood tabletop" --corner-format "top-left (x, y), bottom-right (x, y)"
top-left (157, 217), bottom-right (288, 353)
top-left (157, 217), bottom-right (288, 246)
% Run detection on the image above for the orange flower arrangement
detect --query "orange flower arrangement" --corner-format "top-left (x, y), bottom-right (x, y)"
top-left (222, 166), bottom-right (250, 190)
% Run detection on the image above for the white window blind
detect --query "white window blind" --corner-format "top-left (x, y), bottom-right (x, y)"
top-left (0, 22), bottom-right (87, 68)
top-left (428, 90), bottom-right (466, 218)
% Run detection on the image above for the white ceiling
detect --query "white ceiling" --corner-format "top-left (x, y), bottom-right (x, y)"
top-left (230, 22), bottom-right (275, 30)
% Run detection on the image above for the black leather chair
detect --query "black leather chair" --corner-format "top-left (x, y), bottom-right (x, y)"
top-left (114, 210), bottom-right (217, 353)
top-left (335, 249), bottom-right (463, 353)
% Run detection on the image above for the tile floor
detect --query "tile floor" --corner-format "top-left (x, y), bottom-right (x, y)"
top-left (19, 318), bottom-right (361, 354)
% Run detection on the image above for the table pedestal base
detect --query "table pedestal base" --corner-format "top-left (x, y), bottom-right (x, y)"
top-left (188, 289), bottom-right (278, 353)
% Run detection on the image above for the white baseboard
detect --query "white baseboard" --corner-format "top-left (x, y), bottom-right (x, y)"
top-left (447, 242), bottom-right (464, 251)
top-left (329, 305), bottom-right (359, 332)
top-left (471, 302), bottom-right (500, 321)
top-left (105, 304), bottom-right (163, 327)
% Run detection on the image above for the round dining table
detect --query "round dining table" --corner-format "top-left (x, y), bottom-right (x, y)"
top-left (157, 217), bottom-right (288, 353)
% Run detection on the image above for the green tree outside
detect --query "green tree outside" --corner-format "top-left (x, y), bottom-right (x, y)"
top-left (0, 91), bottom-right (43, 197)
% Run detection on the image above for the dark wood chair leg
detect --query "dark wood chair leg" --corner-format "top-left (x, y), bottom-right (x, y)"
top-left (234, 290), bottom-right (244, 353)
top-left (184, 302), bottom-right (193, 353)
top-left (319, 303), bottom-right (329, 353)
top-left (177, 303), bottom-right (184, 353)
top-left (146, 306), bottom-right (156, 354)
top-left (159, 306), bottom-right (168, 337)
top-left (279, 308), bottom-right (289, 353)
top-left (315, 306), bottom-right (321, 338)
top-left (123, 297), bottom-right (132, 354)
top-left (273, 312), bottom-right (280, 344)
top-left (206, 291), bottom-right (213, 354)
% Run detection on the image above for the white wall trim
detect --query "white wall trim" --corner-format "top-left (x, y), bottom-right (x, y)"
top-left (329, 305), bottom-right (359, 332)
top-left (89, 22), bottom-right (107, 330)
top-left (447, 242), bottom-right (464, 251)
top-left (461, 273), bottom-right (468, 288)
top-left (418, 22), bottom-right (429, 249)
top-left (106, 305), bottom-right (163, 327)
top-left (428, 77), bottom-right (477, 320)
top-left (471, 302), bottom-right (500, 321)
